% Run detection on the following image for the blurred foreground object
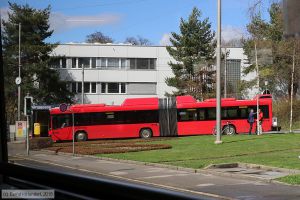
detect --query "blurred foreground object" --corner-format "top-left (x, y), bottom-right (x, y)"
top-left (284, 0), bottom-right (300, 38)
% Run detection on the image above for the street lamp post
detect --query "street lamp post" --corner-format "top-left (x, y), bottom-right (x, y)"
top-left (264, 80), bottom-right (268, 91)
top-left (17, 23), bottom-right (21, 121)
top-left (254, 42), bottom-right (260, 135)
top-left (81, 64), bottom-right (84, 104)
top-left (215, 0), bottom-right (222, 144)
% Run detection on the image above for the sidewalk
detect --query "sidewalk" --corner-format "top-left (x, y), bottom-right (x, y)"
top-left (8, 148), bottom-right (300, 200)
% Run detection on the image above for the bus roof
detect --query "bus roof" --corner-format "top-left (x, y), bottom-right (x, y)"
top-left (50, 98), bottom-right (159, 114)
top-left (50, 94), bottom-right (273, 114)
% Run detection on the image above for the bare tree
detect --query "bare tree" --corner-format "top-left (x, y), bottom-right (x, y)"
top-left (124, 36), bottom-right (151, 45)
top-left (86, 31), bottom-right (114, 43)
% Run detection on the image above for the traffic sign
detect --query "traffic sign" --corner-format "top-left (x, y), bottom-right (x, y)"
top-left (59, 103), bottom-right (68, 112)
top-left (15, 77), bottom-right (21, 85)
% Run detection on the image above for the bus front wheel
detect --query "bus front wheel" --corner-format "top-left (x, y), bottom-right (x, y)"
top-left (140, 128), bottom-right (152, 139)
top-left (76, 131), bottom-right (87, 142)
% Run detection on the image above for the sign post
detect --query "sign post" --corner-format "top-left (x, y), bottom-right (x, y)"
top-left (24, 94), bottom-right (33, 156)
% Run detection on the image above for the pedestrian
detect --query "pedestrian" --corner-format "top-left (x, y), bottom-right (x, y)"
top-left (248, 109), bottom-right (255, 135)
top-left (258, 109), bottom-right (264, 135)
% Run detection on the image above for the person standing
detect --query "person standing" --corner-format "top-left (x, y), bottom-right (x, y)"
top-left (258, 109), bottom-right (264, 135)
top-left (248, 109), bottom-right (255, 135)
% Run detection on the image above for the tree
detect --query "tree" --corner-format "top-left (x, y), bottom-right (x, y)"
top-left (166, 7), bottom-right (216, 100)
top-left (242, 2), bottom-right (300, 99)
top-left (124, 36), bottom-right (151, 46)
top-left (85, 31), bottom-right (114, 43)
top-left (2, 2), bottom-right (74, 123)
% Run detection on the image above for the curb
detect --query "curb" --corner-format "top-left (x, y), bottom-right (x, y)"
top-left (33, 149), bottom-right (298, 184)
top-left (205, 162), bottom-right (300, 175)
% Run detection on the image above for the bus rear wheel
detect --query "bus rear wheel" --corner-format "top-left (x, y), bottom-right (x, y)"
top-left (223, 125), bottom-right (236, 135)
top-left (140, 128), bottom-right (152, 139)
top-left (76, 131), bottom-right (87, 142)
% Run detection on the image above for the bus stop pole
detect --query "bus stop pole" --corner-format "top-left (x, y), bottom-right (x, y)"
top-left (215, 0), bottom-right (222, 144)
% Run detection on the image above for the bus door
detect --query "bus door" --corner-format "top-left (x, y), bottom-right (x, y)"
top-left (159, 97), bottom-right (178, 136)
top-left (50, 114), bottom-right (73, 141)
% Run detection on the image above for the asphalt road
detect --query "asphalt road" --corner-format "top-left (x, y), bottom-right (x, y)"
top-left (7, 142), bottom-right (300, 200)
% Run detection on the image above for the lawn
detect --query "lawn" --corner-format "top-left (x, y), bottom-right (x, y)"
top-left (97, 133), bottom-right (300, 185)
top-left (276, 174), bottom-right (300, 185)
top-left (97, 134), bottom-right (300, 170)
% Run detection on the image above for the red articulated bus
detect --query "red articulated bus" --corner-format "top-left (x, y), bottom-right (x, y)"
top-left (49, 94), bottom-right (274, 142)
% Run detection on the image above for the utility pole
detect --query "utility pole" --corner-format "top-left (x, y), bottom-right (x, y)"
top-left (215, 0), bottom-right (222, 144)
top-left (17, 23), bottom-right (21, 120)
top-left (224, 47), bottom-right (227, 98)
top-left (289, 42), bottom-right (296, 133)
top-left (81, 64), bottom-right (84, 104)
top-left (255, 42), bottom-right (260, 135)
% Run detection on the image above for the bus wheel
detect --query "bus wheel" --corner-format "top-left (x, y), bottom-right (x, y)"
top-left (140, 128), bottom-right (152, 139)
top-left (76, 131), bottom-right (87, 142)
top-left (223, 125), bottom-right (236, 135)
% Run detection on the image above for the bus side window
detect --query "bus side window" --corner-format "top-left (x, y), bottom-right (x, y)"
top-left (52, 114), bottom-right (71, 130)
top-left (207, 108), bottom-right (216, 120)
top-left (198, 109), bottom-right (205, 120)
top-left (239, 108), bottom-right (248, 119)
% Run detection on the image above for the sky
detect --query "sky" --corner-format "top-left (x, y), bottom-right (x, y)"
top-left (0, 0), bottom-right (273, 45)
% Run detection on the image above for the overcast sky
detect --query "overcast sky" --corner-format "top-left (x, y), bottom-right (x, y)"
top-left (0, 0), bottom-right (273, 45)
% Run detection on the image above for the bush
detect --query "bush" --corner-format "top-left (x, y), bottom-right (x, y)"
top-left (29, 137), bottom-right (53, 150)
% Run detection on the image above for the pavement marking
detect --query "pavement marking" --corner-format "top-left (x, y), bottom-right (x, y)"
top-left (142, 173), bottom-right (190, 179)
top-left (32, 154), bottom-right (48, 157)
top-left (196, 183), bottom-right (215, 187)
top-left (253, 182), bottom-right (269, 186)
top-left (70, 157), bottom-right (83, 160)
top-left (109, 171), bottom-right (129, 176)
top-left (96, 160), bottom-right (120, 165)
top-left (146, 168), bottom-right (164, 173)
top-left (13, 156), bottom-right (234, 200)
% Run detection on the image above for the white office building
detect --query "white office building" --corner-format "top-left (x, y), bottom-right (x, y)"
top-left (51, 44), bottom-right (255, 105)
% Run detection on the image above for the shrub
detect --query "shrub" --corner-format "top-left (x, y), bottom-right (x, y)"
top-left (29, 137), bottom-right (53, 150)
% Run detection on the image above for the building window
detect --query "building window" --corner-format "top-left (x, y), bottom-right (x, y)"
top-left (129, 58), bottom-right (136, 69)
top-left (71, 82), bottom-right (97, 94)
top-left (77, 82), bottom-right (82, 93)
top-left (129, 58), bottom-right (156, 70)
top-left (78, 57), bottom-right (90, 68)
top-left (149, 59), bottom-right (155, 69)
top-left (107, 58), bottom-right (119, 68)
top-left (121, 83), bottom-right (126, 93)
top-left (91, 58), bottom-right (96, 68)
top-left (121, 59), bottom-right (126, 69)
top-left (136, 58), bottom-right (149, 69)
top-left (84, 82), bottom-right (90, 93)
top-left (107, 83), bottom-right (119, 93)
top-left (61, 58), bottom-right (67, 68)
top-left (91, 83), bottom-right (97, 93)
top-left (65, 57), bottom-right (155, 70)
top-left (101, 83), bottom-right (106, 93)
top-left (72, 58), bottom-right (77, 68)
top-left (100, 83), bottom-right (127, 94)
